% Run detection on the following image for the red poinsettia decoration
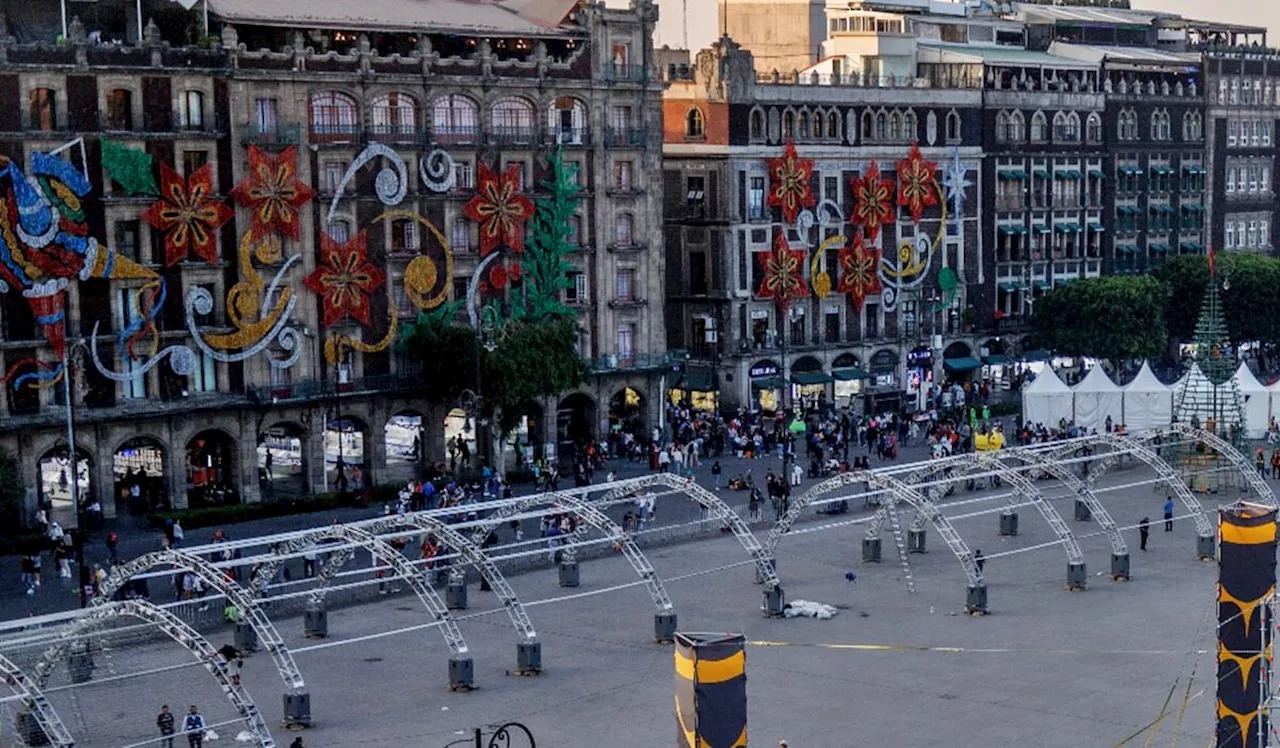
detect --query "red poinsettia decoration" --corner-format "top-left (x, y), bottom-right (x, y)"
top-left (896, 143), bottom-right (938, 223)
top-left (837, 232), bottom-right (882, 312)
top-left (463, 163), bottom-right (536, 256)
top-left (850, 160), bottom-right (895, 243)
top-left (304, 230), bottom-right (386, 327)
top-left (229, 145), bottom-right (315, 241)
top-left (757, 232), bottom-right (809, 311)
top-left (140, 162), bottom-right (233, 266)
top-left (766, 140), bottom-right (816, 225)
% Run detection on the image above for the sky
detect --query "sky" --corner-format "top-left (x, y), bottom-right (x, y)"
top-left (619, 0), bottom-right (1280, 53)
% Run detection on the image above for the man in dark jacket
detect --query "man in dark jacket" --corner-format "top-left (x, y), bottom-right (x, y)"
top-left (157, 705), bottom-right (175, 748)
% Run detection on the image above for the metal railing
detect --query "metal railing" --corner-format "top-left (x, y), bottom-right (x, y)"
top-left (246, 369), bottom-right (425, 404)
top-left (605, 127), bottom-right (647, 147)
top-left (589, 350), bottom-right (686, 374)
top-left (605, 64), bottom-right (649, 82)
top-left (244, 124), bottom-right (303, 146)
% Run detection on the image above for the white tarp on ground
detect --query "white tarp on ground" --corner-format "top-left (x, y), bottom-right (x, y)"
top-left (1234, 362), bottom-right (1270, 439)
top-left (1121, 361), bottom-right (1172, 431)
top-left (1072, 364), bottom-right (1122, 433)
top-left (783, 600), bottom-right (840, 619)
top-left (1022, 366), bottom-right (1074, 428)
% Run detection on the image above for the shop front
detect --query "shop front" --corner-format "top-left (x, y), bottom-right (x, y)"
top-left (831, 353), bottom-right (867, 410)
top-left (979, 338), bottom-right (1011, 386)
top-left (669, 366), bottom-right (719, 412)
top-left (942, 342), bottom-right (982, 383)
top-left (789, 356), bottom-right (831, 411)
top-left (749, 359), bottom-right (784, 413)
top-left (905, 345), bottom-right (935, 412)
top-left (865, 349), bottom-right (901, 415)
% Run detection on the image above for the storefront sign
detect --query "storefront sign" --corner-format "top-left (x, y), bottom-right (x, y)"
top-left (749, 362), bottom-right (779, 378)
top-left (907, 346), bottom-right (933, 366)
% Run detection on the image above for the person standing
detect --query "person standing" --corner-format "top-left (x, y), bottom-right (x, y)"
top-left (183, 705), bottom-right (205, 748)
top-left (157, 705), bottom-right (175, 748)
top-left (974, 549), bottom-right (985, 573)
top-left (1139, 517), bottom-right (1151, 551)
top-left (711, 461), bottom-right (722, 491)
top-left (1163, 497), bottom-right (1175, 532)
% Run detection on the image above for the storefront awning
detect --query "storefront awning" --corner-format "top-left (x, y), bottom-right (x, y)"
top-left (1117, 205), bottom-right (1141, 215)
top-left (1033, 280), bottom-right (1052, 291)
top-left (1150, 165), bottom-right (1175, 175)
top-left (1181, 203), bottom-right (1204, 213)
top-left (1087, 223), bottom-right (1105, 233)
top-left (790, 371), bottom-right (833, 385)
top-left (1032, 169), bottom-right (1050, 180)
top-left (1148, 243), bottom-right (1170, 253)
top-left (1032, 225), bottom-right (1051, 234)
top-left (998, 170), bottom-right (1028, 180)
top-left (998, 224), bottom-right (1029, 235)
top-left (1022, 349), bottom-right (1052, 362)
top-left (943, 357), bottom-right (983, 373)
top-left (1088, 169), bottom-right (1106, 180)
top-left (1117, 244), bottom-right (1138, 254)
top-left (998, 281), bottom-right (1022, 293)
top-left (1054, 170), bottom-right (1083, 180)
top-left (1054, 223), bottom-right (1081, 233)
top-left (982, 354), bottom-right (1009, 365)
top-left (751, 376), bottom-right (786, 390)
top-left (1150, 204), bottom-right (1176, 215)
top-left (673, 368), bottom-right (716, 392)
top-left (1182, 165), bottom-right (1206, 175)
top-left (832, 367), bottom-right (869, 381)
top-left (1118, 165), bottom-right (1142, 176)
top-left (1181, 241), bottom-right (1204, 251)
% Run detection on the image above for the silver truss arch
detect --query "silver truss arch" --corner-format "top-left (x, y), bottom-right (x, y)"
top-left (0, 652), bottom-right (75, 748)
top-left (94, 550), bottom-right (304, 691)
top-left (1078, 433), bottom-right (1216, 539)
top-left (32, 599), bottom-right (276, 748)
top-left (363, 514), bottom-right (539, 641)
top-left (1003, 449), bottom-right (1128, 556)
top-left (587, 473), bottom-right (780, 589)
top-left (470, 493), bottom-right (675, 614)
top-left (255, 525), bottom-right (470, 656)
top-left (1164, 423), bottom-right (1276, 505)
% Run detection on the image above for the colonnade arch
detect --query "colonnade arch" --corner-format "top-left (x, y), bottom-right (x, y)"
top-left (0, 652), bottom-right (74, 748)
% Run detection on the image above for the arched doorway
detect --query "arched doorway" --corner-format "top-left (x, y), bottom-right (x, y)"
top-left (867, 349), bottom-right (900, 414)
top-left (384, 411), bottom-right (424, 483)
top-left (608, 386), bottom-right (647, 444)
top-left (790, 355), bottom-right (830, 412)
top-left (943, 341), bottom-right (980, 383)
top-left (258, 423), bottom-right (306, 500)
top-left (325, 417), bottom-right (367, 492)
top-left (443, 407), bottom-right (477, 470)
top-left (557, 392), bottom-right (597, 464)
top-left (113, 438), bottom-right (166, 515)
top-left (37, 446), bottom-right (92, 529)
top-left (748, 358), bottom-right (783, 412)
top-left (505, 400), bottom-right (543, 469)
top-left (831, 353), bottom-right (865, 409)
top-left (185, 430), bottom-right (237, 508)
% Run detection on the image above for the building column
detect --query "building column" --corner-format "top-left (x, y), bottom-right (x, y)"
top-left (366, 401), bottom-right (389, 488)
top-left (94, 435), bottom-right (117, 520)
top-left (167, 446), bottom-right (189, 510)
top-left (237, 417), bottom-right (261, 504)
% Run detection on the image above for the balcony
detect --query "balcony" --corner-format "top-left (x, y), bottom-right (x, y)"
top-left (488, 126), bottom-right (539, 146)
top-left (608, 296), bottom-right (647, 309)
top-left (548, 127), bottom-right (591, 146)
top-left (246, 369), bottom-right (424, 404)
top-left (605, 127), bottom-right (648, 148)
top-left (309, 123), bottom-right (361, 144)
top-left (432, 125), bottom-right (481, 146)
top-left (366, 124), bottom-right (424, 146)
top-left (607, 242), bottom-right (646, 254)
top-left (605, 64), bottom-right (649, 83)
top-left (244, 124), bottom-right (303, 147)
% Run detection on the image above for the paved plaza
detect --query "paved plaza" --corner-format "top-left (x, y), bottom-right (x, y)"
top-left (0, 450), bottom-right (1246, 748)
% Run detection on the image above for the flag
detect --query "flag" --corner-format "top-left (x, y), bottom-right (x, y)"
top-left (1209, 245), bottom-right (1216, 277)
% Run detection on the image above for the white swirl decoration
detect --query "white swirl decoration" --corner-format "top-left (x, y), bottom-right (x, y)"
top-left (326, 142), bottom-right (408, 225)
top-left (814, 199), bottom-right (845, 229)
top-left (184, 278), bottom-right (300, 369)
top-left (419, 149), bottom-right (456, 193)
top-left (88, 323), bottom-right (196, 381)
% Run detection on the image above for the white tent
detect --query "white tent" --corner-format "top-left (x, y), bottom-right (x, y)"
top-left (1072, 364), bottom-right (1122, 433)
top-left (1022, 366), bottom-right (1074, 428)
top-left (1121, 361), bottom-right (1172, 431)
top-left (1234, 362), bottom-right (1270, 438)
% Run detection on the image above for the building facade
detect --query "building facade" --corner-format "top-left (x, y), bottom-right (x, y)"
top-left (0, 0), bottom-right (669, 522)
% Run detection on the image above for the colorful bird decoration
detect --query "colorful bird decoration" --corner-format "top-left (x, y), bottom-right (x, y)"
top-left (896, 143), bottom-right (939, 223)
top-left (837, 232), bottom-right (882, 312)
top-left (766, 140), bottom-right (816, 225)
top-left (230, 145), bottom-right (315, 241)
top-left (757, 231), bottom-right (809, 311)
top-left (304, 229), bottom-right (386, 328)
top-left (849, 160), bottom-right (895, 243)
top-left (140, 161), bottom-right (234, 266)
top-left (463, 162), bottom-right (535, 256)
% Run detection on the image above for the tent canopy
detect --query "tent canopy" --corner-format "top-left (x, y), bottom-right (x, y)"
top-left (1074, 364), bottom-right (1121, 393)
top-left (1234, 362), bottom-right (1270, 438)
top-left (1124, 361), bottom-right (1168, 393)
top-left (1072, 365), bottom-right (1121, 432)
top-left (1022, 366), bottom-right (1074, 428)
top-left (1121, 361), bottom-right (1171, 431)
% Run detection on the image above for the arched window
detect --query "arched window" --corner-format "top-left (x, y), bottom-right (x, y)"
top-left (1009, 111), bottom-right (1025, 142)
top-left (995, 111), bottom-right (1009, 142)
top-left (812, 111), bottom-right (824, 139)
top-left (432, 94), bottom-right (479, 144)
top-left (686, 107), bottom-right (705, 138)
top-left (888, 112), bottom-right (900, 140)
top-left (549, 96), bottom-right (588, 144)
top-left (1052, 111), bottom-right (1067, 141)
top-left (492, 97), bottom-right (535, 143)
top-left (1029, 111), bottom-right (1047, 142)
top-left (902, 110), bottom-right (916, 140)
top-left (797, 110), bottom-right (810, 138)
top-left (310, 91), bottom-right (358, 141)
top-left (1150, 109), bottom-right (1162, 140)
top-left (875, 111), bottom-right (887, 140)
top-left (1086, 112), bottom-right (1102, 143)
top-left (615, 213), bottom-right (635, 245)
top-left (945, 110), bottom-right (961, 141)
top-left (782, 110), bottom-right (795, 139)
top-left (749, 109), bottom-right (764, 140)
top-left (1066, 112), bottom-right (1080, 141)
top-left (826, 110), bottom-right (839, 138)
top-left (105, 88), bottom-right (133, 130)
top-left (862, 110), bottom-right (874, 139)
top-left (370, 91), bottom-right (418, 140)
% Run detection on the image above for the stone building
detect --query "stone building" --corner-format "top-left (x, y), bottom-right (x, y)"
top-left (0, 0), bottom-right (669, 522)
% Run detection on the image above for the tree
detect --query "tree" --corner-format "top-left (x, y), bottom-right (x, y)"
top-left (511, 148), bottom-right (579, 323)
top-left (397, 302), bottom-right (479, 405)
top-left (1157, 253), bottom-right (1280, 345)
top-left (1029, 275), bottom-right (1169, 363)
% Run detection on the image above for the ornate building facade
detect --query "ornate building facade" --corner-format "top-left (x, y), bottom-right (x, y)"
top-left (0, 0), bottom-right (668, 521)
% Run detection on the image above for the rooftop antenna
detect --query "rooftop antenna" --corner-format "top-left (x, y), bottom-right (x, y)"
top-left (682, 0), bottom-right (688, 48)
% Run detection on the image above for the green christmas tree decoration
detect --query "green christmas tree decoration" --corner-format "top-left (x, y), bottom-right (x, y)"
top-left (512, 147), bottom-right (579, 323)
top-left (101, 140), bottom-right (159, 196)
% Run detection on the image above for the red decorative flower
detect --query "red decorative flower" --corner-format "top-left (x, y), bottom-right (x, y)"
top-left (140, 162), bottom-right (233, 266)
top-left (463, 163), bottom-right (536, 256)
top-left (304, 230), bottom-right (386, 327)
top-left (896, 143), bottom-right (938, 223)
top-left (757, 232), bottom-right (809, 311)
top-left (850, 160), bottom-right (895, 243)
top-left (488, 263), bottom-right (509, 290)
top-left (837, 232), bottom-right (882, 312)
top-left (229, 145), bottom-right (315, 241)
top-left (766, 140), bottom-right (816, 225)
top-left (508, 262), bottom-right (522, 284)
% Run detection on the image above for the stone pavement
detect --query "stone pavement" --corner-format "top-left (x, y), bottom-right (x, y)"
top-left (6, 454), bottom-right (1238, 748)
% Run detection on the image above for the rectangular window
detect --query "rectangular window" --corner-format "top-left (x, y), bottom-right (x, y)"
top-left (326, 221), bottom-right (351, 246)
top-left (567, 215), bottom-right (581, 245)
top-left (324, 162), bottom-right (346, 193)
top-left (1229, 120), bottom-right (1238, 147)
top-left (180, 90), bottom-right (204, 129)
top-left (614, 160), bottom-right (633, 191)
top-left (615, 214), bottom-right (634, 245)
top-left (505, 161), bottom-right (527, 191)
top-left (616, 269), bottom-right (634, 300)
top-left (824, 176), bottom-right (838, 202)
top-left (737, 231), bottom-right (749, 292)
top-left (748, 176), bottom-right (765, 220)
top-left (192, 350), bottom-right (216, 393)
top-left (1248, 221), bottom-right (1258, 247)
top-left (105, 89), bottom-right (132, 130)
top-left (254, 98), bottom-right (277, 133)
top-left (616, 323), bottom-right (634, 360)
top-left (1227, 222), bottom-right (1236, 249)
top-left (825, 311), bottom-right (840, 343)
top-left (1262, 220), bottom-right (1271, 248)
top-left (114, 220), bottom-right (141, 262)
top-left (451, 218), bottom-right (471, 252)
top-left (454, 160), bottom-right (474, 190)
top-left (610, 105), bottom-right (632, 130)
top-left (1227, 167), bottom-right (1237, 193)
top-left (565, 271), bottom-right (587, 303)
top-left (182, 151), bottom-right (208, 176)
top-left (29, 89), bottom-right (55, 131)
top-left (864, 303), bottom-right (879, 338)
top-left (686, 175), bottom-right (706, 208)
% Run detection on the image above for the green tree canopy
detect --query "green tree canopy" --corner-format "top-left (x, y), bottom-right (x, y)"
top-left (484, 318), bottom-right (590, 434)
top-left (1156, 253), bottom-right (1280, 345)
top-left (1029, 275), bottom-right (1169, 362)
top-left (397, 303), bottom-right (480, 404)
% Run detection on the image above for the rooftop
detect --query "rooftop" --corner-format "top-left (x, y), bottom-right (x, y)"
top-left (918, 41), bottom-right (1097, 69)
top-left (1015, 4), bottom-right (1164, 28)
top-left (208, 0), bottom-right (582, 36)
top-left (1048, 41), bottom-right (1201, 66)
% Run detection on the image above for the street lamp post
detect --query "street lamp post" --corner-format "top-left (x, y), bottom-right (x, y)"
top-left (59, 342), bottom-right (90, 607)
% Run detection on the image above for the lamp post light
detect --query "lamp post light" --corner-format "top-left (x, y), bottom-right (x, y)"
top-left (57, 340), bottom-right (92, 607)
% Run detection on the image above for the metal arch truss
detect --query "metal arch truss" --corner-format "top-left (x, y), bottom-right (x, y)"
top-left (1078, 432), bottom-right (1216, 539)
top-left (1007, 450), bottom-right (1128, 556)
top-left (32, 599), bottom-right (276, 748)
top-left (470, 492), bottom-right (675, 614)
top-left (95, 550), bottom-right (305, 691)
top-left (364, 514), bottom-right (540, 642)
top-left (254, 525), bottom-right (471, 656)
top-left (0, 653), bottom-right (75, 748)
top-left (1163, 423), bottom-right (1276, 505)
top-left (587, 473), bottom-right (781, 590)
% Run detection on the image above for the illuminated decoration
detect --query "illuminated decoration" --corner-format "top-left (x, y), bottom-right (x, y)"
top-left (766, 140), bottom-right (816, 225)
top-left (100, 141), bottom-right (158, 196)
top-left (757, 232), bottom-right (808, 311)
top-left (808, 233), bottom-right (843, 300)
top-left (229, 145), bottom-right (315, 241)
top-left (140, 162), bottom-right (233, 266)
top-left (463, 162), bottom-right (536, 256)
top-left (419, 149), bottom-right (456, 193)
top-left (386, 209), bottom-right (454, 311)
top-left (896, 142), bottom-right (938, 223)
top-left (304, 230), bottom-right (385, 328)
top-left (943, 146), bottom-right (971, 230)
top-left (326, 142), bottom-right (407, 227)
top-left (849, 160), bottom-right (894, 243)
top-left (837, 232), bottom-right (883, 312)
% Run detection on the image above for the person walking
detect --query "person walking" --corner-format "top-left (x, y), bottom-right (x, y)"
top-left (106, 531), bottom-right (119, 566)
top-left (157, 705), bottom-right (175, 748)
top-left (1139, 517), bottom-right (1151, 551)
top-left (711, 461), bottom-right (722, 491)
top-left (183, 705), bottom-right (205, 748)
top-left (1163, 497), bottom-right (1175, 532)
top-left (974, 549), bottom-right (985, 573)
